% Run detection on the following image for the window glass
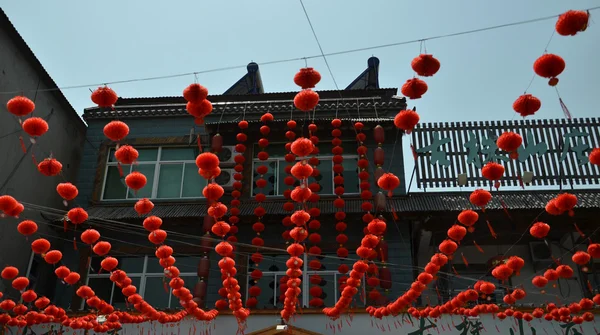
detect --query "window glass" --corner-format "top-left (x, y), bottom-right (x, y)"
top-left (157, 164), bottom-right (183, 198)
top-left (277, 161), bottom-right (294, 196)
top-left (120, 257), bottom-right (145, 273)
top-left (103, 166), bottom-right (129, 199)
top-left (253, 161), bottom-right (276, 196)
top-left (146, 257), bottom-right (165, 274)
top-left (252, 274), bottom-right (276, 308)
top-left (108, 148), bottom-right (117, 162)
top-left (308, 160), bottom-right (333, 194)
top-left (161, 148), bottom-right (195, 161)
top-left (128, 164), bottom-right (156, 199)
top-left (254, 144), bottom-right (287, 159)
top-left (112, 277), bottom-right (141, 310)
top-left (342, 158), bottom-right (359, 194)
top-left (317, 274), bottom-right (335, 308)
top-left (182, 163), bottom-right (206, 197)
top-left (137, 148), bottom-right (159, 162)
top-left (177, 257), bottom-right (201, 273)
top-left (87, 278), bottom-right (112, 306)
top-left (144, 276), bottom-right (170, 309)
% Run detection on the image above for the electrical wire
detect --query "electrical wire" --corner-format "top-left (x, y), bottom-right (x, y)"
top-left (0, 6), bottom-right (598, 96)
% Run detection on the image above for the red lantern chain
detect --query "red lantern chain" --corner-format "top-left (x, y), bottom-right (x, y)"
top-left (281, 119), bottom-right (298, 247)
top-left (306, 123), bottom-right (323, 308)
top-left (331, 118), bottom-right (349, 282)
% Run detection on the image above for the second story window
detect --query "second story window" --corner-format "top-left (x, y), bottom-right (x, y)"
top-left (251, 142), bottom-right (360, 196)
top-left (102, 147), bottom-right (206, 200)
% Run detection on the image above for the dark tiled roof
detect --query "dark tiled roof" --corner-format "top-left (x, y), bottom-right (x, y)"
top-left (205, 117), bottom-right (395, 125)
top-left (84, 190), bottom-right (600, 220)
top-left (82, 97), bottom-right (407, 121)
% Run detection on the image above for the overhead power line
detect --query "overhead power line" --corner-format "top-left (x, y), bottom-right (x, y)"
top-left (0, 6), bottom-right (598, 96)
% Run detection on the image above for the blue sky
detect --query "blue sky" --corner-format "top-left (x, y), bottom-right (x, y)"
top-left (2, 0), bottom-right (598, 122)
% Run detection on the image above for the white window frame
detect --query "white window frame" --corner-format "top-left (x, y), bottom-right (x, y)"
top-left (251, 149), bottom-right (361, 197)
top-left (100, 146), bottom-right (206, 201)
top-left (245, 253), bottom-right (366, 308)
top-left (83, 255), bottom-right (199, 310)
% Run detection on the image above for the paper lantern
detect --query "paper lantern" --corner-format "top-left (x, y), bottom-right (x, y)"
top-left (377, 173), bottom-right (400, 197)
top-left (91, 87), bottom-right (118, 107)
top-left (54, 266), bottom-right (70, 279)
top-left (1, 266), bottom-right (18, 280)
top-left (80, 229), bottom-right (100, 245)
top-left (12, 277), bottom-right (29, 291)
top-left (17, 220), bottom-right (37, 236)
top-left (497, 132), bottom-right (523, 154)
top-left (37, 158), bottom-right (62, 176)
top-left (7, 96), bottom-right (35, 116)
top-left (4, 202), bottom-right (23, 217)
top-left (555, 193), bottom-right (577, 212)
top-left (44, 250), bottom-right (62, 264)
top-left (103, 120), bottom-right (129, 141)
top-left (22, 117), bottom-right (48, 137)
top-left (411, 54), bottom-right (440, 77)
top-left (530, 222), bottom-right (550, 239)
top-left (294, 89), bottom-right (319, 112)
top-left (572, 251), bottom-right (591, 265)
top-left (203, 183), bottom-right (224, 201)
top-left (533, 54), bottom-right (565, 86)
top-left (291, 137), bottom-right (314, 157)
top-left (134, 198), bottom-right (154, 215)
top-left (481, 162), bottom-right (504, 181)
top-left (101, 257), bottom-right (119, 272)
top-left (56, 182), bottom-right (78, 201)
top-left (588, 243), bottom-right (600, 258)
top-left (186, 100), bottom-right (213, 118)
top-left (439, 239), bottom-right (458, 255)
top-left (513, 94), bottom-right (541, 117)
top-left (447, 224), bottom-right (467, 242)
top-left (195, 153), bottom-right (220, 171)
top-left (556, 10), bottom-right (589, 36)
top-left (544, 269), bottom-right (559, 281)
top-left (469, 189), bottom-right (491, 208)
top-left (401, 78), bottom-right (428, 99)
top-left (125, 172), bottom-right (147, 191)
top-left (34, 297), bottom-right (50, 310)
top-left (556, 265), bottom-right (574, 278)
top-left (532, 276), bottom-right (548, 288)
top-left (394, 110), bottom-right (420, 133)
top-left (545, 199), bottom-right (563, 215)
top-left (506, 256), bottom-right (525, 273)
top-left (211, 221), bottom-right (230, 237)
top-left (294, 68), bottom-right (321, 88)
top-left (31, 238), bottom-right (50, 254)
top-left (367, 219), bottom-right (387, 235)
top-left (458, 210), bottom-right (478, 226)
top-left (67, 207), bottom-right (88, 225)
top-left (0, 195), bottom-right (18, 213)
top-left (183, 83), bottom-right (208, 103)
top-left (492, 264), bottom-right (513, 281)
top-left (93, 241), bottom-right (111, 256)
top-left (148, 229), bottom-right (167, 244)
top-left (64, 272), bottom-right (80, 285)
top-left (115, 145), bottom-right (139, 165)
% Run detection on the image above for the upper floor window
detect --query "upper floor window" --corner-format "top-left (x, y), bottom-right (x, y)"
top-left (251, 142), bottom-right (360, 196)
top-left (102, 146), bottom-right (207, 200)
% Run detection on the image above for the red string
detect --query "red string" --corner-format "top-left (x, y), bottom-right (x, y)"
top-left (19, 136), bottom-right (27, 153)
top-left (473, 240), bottom-right (485, 253)
top-left (486, 220), bottom-right (498, 239)
top-left (573, 222), bottom-right (585, 237)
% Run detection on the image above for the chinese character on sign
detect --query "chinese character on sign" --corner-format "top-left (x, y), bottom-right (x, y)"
top-left (517, 130), bottom-right (548, 163)
top-left (559, 321), bottom-right (582, 335)
top-left (464, 132), bottom-right (508, 169)
top-left (559, 129), bottom-right (590, 165)
top-left (481, 135), bottom-right (509, 164)
top-left (455, 317), bottom-right (484, 335)
top-left (509, 318), bottom-right (537, 335)
top-left (407, 316), bottom-right (437, 335)
top-left (417, 132), bottom-right (451, 167)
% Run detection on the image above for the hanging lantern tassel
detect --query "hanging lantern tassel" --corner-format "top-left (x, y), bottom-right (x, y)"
top-left (587, 280), bottom-right (593, 293)
top-left (452, 266), bottom-right (460, 277)
top-left (31, 154), bottom-right (37, 166)
top-left (517, 174), bottom-right (525, 189)
top-left (117, 162), bottom-right (124, 178)
top-left (499, 198), bottom-right (512, 219)
top-left (473, 240), bottom-right (485, 253)
top-left (486, 220), bottom-right (498, 239)
top-left (197, 134), bottom-right (203, 152)
top-left (573, 222), bottom-right (585, 237)
top-left (73, 237), bottom-right (77, 250)
top-left (163, 277), bottom-right (169, 293)
top-left (461, 253), bottom-right (469, 267)
top-left (435, 285), bottom-right (441, 300)
top-left (63, 218), bottom-right (68, 232)
top-left (19, 136), bottom-right (27, 153)
top-left (410, 144), bottom-right (418, 161)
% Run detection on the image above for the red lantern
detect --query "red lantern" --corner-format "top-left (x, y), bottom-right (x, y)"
top-left (447, 225), bottom-right (467, 242)
top-left (183, 83), bottom-right (208, 103)
top-left (17, 220), bottom-right (37, 236)
top-left (4, 202), bottom-right (23, 217)
top-left (80, 229), bottom-right (100, 245)
top-left (148, 229), bottom-right (167, 244)
top-left (589, 148), bottom-right (600, 166)
top-left (203, 183), bottom-right (224, 202)
top-left (545, 199), bottom-right (563, 215)
top-left (588, 243), bottom-right (600, 258)
top-left (394, 109), bottom-right (420, 133)
top-left (481, 162), bottom-right (504, 181)
top-left (513, 94), bottom-right (541, 117)
top-left (294, 68), bottom-right (321, 88)
top-left (556, 265), bottom-right (574, 278)
top-left (115, 145), bottom-right (139, 164)
top-left (12, 277), bottom-right (29, 291)
top-left (492, 264), bottom-right (513, 281)
top-left (439, 239), bottom-right (458, 255)
top-left (469, 189), bottom-right (491, 208)
top-left (506, 256), bottom-right (525, 273)
top-left (125, 172), bottom-right (147, 191)
top-left (544, 269), bottom-right (559, 281)
top-left (44, 250), bottom-right (62, 264)
top-left (532, 276), bottom-right (548, 288)
top-left (533, 54), bottom-right (565, 86)
top-left (186, 100), bottom-right (213, 118)
top-left (377, 173), bottom-right (400, 197)
top-left (0, 195), bottom-right (18, 213)
top-left (31, 238), bottom-right (50, 254)
top-left (497, 132), bottom-right (522, 154)
top-left (530, 222), bottom-right (550, 238)
top-left (572, 251), bottom-right (590, 265)
top-left (101, 257), bottom-right (119, 272)
top-left (196, 152), bottom-right (220, 171)
top-left (64, 272), bottom-right (80, 285)
top-left (134, 198), bottom-right (154, 215)
top-left (367, 219), bottom-right (387, 235)
top-left (37, 158), bottom-right (62, 176)
top-left (93, 241), bottom-right (111, 256)
top-left (401, 78), bottom-right (428, 99)
top-left (91, 86), bottom-right (118, 107)
top-left (290, 138), bottom-right (314, 157)
top-left (411, 54), bottom-right (440, 77)
top-left (294, 89), bottom-right (319, 112)
top-left (7, 96), bottom-right (35, 116)
top-left (556, 10), bottom-right (589, 36)
top-left (67, 207), bottom-right (88, 225)
top-left (103, 120), bottom-right (129, 141)
top-left (211, 221), bottom-right (230, 237)
top-left (458, 210), bottom-right (478, 226)
top-left (555, 193), bottom-right (577, 212)
top-left (22, 117), bottom-right (48, 137)
top-left (56, 182), bottom-right (78, 202)
top-left (1, 266), bottom-right (18, 280)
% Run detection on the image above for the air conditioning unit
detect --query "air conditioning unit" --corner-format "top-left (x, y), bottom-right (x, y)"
top-left (215, 168), bottom-right (235, 189)
top-left (217, 146), bottom-right (239, 166)
top-left (529, 241), bottom-right (553, 268)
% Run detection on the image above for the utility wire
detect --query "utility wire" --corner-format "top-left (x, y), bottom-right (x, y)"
top-left (0, 6), bottom-right (598, 96)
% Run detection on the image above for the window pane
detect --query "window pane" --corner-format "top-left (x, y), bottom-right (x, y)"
top-left (127, 164), bottom-right (155, 199)
top-left (120, 257), bottom-right (145, 273)
top-left (342, 158), bottom-right (359, 194)
top-left (103, 165), bottom-right (129, 200)
top-left (316, 274), bottom-right (335, 307)
top-left (108, 148), bottom-right (117, 162)
top-left (278, 161), bottom-right (297, 196)
top-left (157, 164), bottom-right (183, 198)
top-left (112, 277), bottom-right (140, 310)
top-left (254, 144), bottom-right (287, 158)
top-left (87, 278), bottom-right (112, 308)
top-left (146, 258), bottom-right (165, 274)
top-left (137, 148), bottom-right (158, 162)
top-left (309, 160), bottom-right (332, 194)
top-left (251, 274), bottom-right (276, 308)
top-left (144, 277), bottom-right (170, 309)
top-left (177, 257), bottom-right (201, 273)
top-left (182, 163), bottom-right (206, 198)
top-left (161, 148), bottom-right (196, 161)
top-left (254, 161), bottom-right (276, 196)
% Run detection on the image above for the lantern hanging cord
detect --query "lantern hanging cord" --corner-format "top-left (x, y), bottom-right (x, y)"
top-left (2, 6), bottom-right (597, 95)
top-left (215, 102), bottom-right (227, 134)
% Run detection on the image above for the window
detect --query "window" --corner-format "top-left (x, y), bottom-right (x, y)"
top-left (84, 255), bottom-right (203, 310)
top-left (251, 142), bottom-right (360, 196)
top-left (101, 146), bottom-right (208, 200)
top-left (246, 254), bottom-right (365, 308)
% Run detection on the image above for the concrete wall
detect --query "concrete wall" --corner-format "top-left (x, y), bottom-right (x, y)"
top-left (0, 24), bottom-right (86, 301)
